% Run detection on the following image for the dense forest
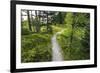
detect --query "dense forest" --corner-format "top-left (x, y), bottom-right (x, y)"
top-left (21, 10), bottom-right (90, 62)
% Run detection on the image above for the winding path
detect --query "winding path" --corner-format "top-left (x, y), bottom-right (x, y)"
top-left (51, 33), bottom-right (63, 61)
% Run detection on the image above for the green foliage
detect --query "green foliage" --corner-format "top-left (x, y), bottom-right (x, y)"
top-left (21, 34), bottom-right (52, 62)
top-left (21, 28), bottom-right (31, 35)
top-left (52, 12), bottom-right (66, 24)
top-left (57, 12), bottom-right (90, 60)
top-left (51, 25), bottom-right (63, 33)
top-left (21, 20), bottom-right (31, 35)
top-left (41, 26), bottom-right (47, 32)
top-left (21, 48), bottom-right (37, 62)
top-left (57, 28), bottom-right (90, 60)
top-left (21, 10), bottom-right (90, 62)
top-left (74, 13), bottom-right (90, 27)
top-left (22, 20), bottom-right (29, 29)
top-left (64, 12), bottom-right (73, 27)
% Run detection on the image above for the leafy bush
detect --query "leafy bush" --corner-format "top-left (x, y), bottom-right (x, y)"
top-left (21, 33), bottom-right (52, 63)
top-left (41, 26), bottom-right (47, 32)
top-left (52, 25), bottom-right (62, 33)
top-left (56, 28), bottom-right (90, 60)
top-left (21, 28), bottom-right (31, 35)
top-left (21, 48), bottom-right (37, 62)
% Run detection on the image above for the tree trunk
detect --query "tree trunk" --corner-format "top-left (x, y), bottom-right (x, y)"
top-left (70, 13), bottom-right (75, 48)
top-left (46, 11), bottom-right (49, 32)
top-left (59, 12), bottom-right (62, 24)
top-left (27, 10), bottom-right (32, 31)
top-left (35, 10), bottom-right (40, 32)
top-left (31, 10), bottom-right (35, 32)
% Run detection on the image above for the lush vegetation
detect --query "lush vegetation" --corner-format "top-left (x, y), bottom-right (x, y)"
top-left (21, 21), bottom-right (52, 62)
top-left (57, 13), bottom-right (90, 60)
top-left (21, 10), bottom-right (90, 62)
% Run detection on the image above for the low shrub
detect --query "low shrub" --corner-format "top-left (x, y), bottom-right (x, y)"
top-left (21, 33), bottom-right (52, 63)
top-left (21, 28), bottom-right (31, 35)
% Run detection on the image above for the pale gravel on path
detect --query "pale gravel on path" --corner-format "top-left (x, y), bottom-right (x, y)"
top-left (51, 33), bottom-right (63, 61)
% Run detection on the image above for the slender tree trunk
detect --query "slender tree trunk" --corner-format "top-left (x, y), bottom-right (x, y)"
top-left (38, 11), bottom-right (41, 32)
top-left (31, 10), bottom-right (35, 32)
top-left (70, 23), bottom-right (74, 46)
top-left (27, 10), bottom-right (32, 31)
top-left (47, 12), bottom-right (49, 32)
top-left (35, 10), bottom-right (38, 32)
top-left (70, 13), bottom-right (75, 48)
top-left (35, 10), bottom-right (40, 32)
top-left (59, 12), bottom-right (62, 24)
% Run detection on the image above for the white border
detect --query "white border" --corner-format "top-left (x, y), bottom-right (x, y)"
top-left (16, 4), bottom-right (94, 69)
